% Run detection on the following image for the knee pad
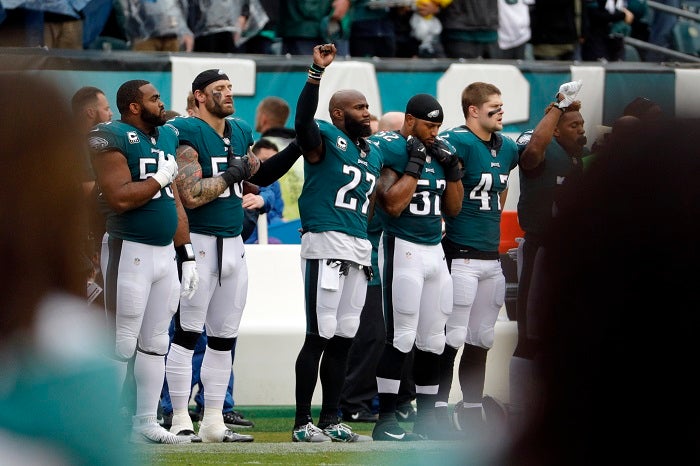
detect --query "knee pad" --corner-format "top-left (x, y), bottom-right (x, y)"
top-left (336, 312), bottom-right (361, 338)
top-left (470, 324), bottom-right (495, 349)
top-left (172, 326), bottom-right (202, 350)
top-left (445, 326), bottom-right (467, 349)
top-left (317, 313), bottom-right (337, 340)
top-left (207, 335), bottom-right (235, 352)
top-left (140, 332), bottom-right (170, 356)
top-left (114, 336), bottom-right (137, 361)
top-left (393, 327), bottom-right (417, 353)
top-left (417, 331), bottom-right (446, 355)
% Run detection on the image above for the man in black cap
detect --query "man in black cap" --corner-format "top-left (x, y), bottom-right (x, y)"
top-left (164, 69), bottom-right (301, 443)
top-left (370, 93), bottom-right (464, 441)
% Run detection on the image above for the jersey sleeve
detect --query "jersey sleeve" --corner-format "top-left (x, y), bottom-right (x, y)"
top-left (87, 122), bottom-right (122, 154)
top-left (516, 129), bottom-right (533, 155)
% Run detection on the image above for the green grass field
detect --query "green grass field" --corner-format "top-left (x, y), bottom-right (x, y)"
top-left (134, 406), bottom-right (495, 466)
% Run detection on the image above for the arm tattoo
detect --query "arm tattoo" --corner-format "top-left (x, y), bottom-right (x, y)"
top-left (176, 144), bottom-right (230, 208)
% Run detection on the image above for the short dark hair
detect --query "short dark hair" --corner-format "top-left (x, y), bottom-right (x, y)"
top-left (252, 138), bottom-right (279, 155)
top-left (71, 86), bottom-right (104, 114)
top-left (116, 79), bottom-right (149, 116)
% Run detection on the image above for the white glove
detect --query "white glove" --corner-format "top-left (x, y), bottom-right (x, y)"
top-left (556, 80), bottom-right (582, 110)
top-left (152, 151), bottom-right (178, 188)
top-left (180, 260), bottom-right (199, 300)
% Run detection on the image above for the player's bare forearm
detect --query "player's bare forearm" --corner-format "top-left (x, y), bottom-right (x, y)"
top-left (176, 144), bottom-right (229, 208)
top-left (377, 168), bottom-right (415, 217)
top-left (442, 181), bottom-right (464, 217)
top-left (172, 183), bottom-right (192, 247)
top-left (95, 150), bottom-right (161, 213)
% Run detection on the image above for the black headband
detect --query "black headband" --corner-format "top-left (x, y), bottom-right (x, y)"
top-left (192, 69), bottom-right (230, 93)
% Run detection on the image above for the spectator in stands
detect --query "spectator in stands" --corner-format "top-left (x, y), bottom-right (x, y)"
top-left (44, 8), bottom-right (85, 50)
top-left (0, 7), bottom-right (43, 46)
top-left (528, 0), bottom-right (581, 61)
top-left (439, 0), bottom-right (500, 59)
top-left (349, 0), bottom-right (396, 58)
top-left (278, 0), bottom-right (351, 56)
top-left (243, 139), bottom-right (285, 244)
top-left (238, 0), bottom-right (280, 54)
top-left (581, 0), bottom-right (635, 62)
top-left (189, 0), bottom-right (248, 53)
top-left (644, 0), bottom-right (680, 61)
top-left (391, 5), bottom-right (420, 58)
top-left (115, 0), bottom-right (193, 52)
top-left (497, 0), bottom-right (532, 60)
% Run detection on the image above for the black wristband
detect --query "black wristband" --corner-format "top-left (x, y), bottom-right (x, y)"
top-left (404, 157), bottom-right (425, 178)
top-left (175, 243), bottom-right (195, 262)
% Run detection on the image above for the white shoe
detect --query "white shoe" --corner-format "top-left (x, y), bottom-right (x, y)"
top-left (198, 422), bottom-right (254, 443)
top-left (131, 416), bottom-right (190, 444)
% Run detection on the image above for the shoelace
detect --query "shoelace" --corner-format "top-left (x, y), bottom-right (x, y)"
top-left (303, 423), bottom-right (324, 436)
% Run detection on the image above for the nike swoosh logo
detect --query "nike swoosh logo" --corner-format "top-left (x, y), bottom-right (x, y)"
top-left (384, 432), bottom-right (405, 440)
top-left (396, 411), bottom-right (410, 420)
top-left (351, 413), bottom-right (360, 420)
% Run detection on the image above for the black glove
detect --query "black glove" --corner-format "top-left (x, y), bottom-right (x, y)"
top-left (440, 153), bottom-right (463, 181)
top-left (404, 135), bottom-right (427, 178)
top-left (429, 139), bottom-right (462, 181)
top-left (221, 153), bottom-right (251, 186)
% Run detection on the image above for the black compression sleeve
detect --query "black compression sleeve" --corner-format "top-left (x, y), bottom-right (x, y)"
top-left (249, 140), bottom-right (302, 186)
top-left (295, 81), bottom-right (322, 151)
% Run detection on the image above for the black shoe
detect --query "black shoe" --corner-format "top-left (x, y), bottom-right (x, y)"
top-left (452, 400), bottom-right (484, 432)
top-left (188, 407), bottom-right (202, 423)
top-left (372, 419), bottom-right (423, 441)
top-left (341, 408), bottom-right (378, 423)
top-left (223, 410), bottom-right (255, 428)
top-left (395, 403), bottom-right (417, 423)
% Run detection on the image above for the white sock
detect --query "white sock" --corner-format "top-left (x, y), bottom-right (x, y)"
top-left (165, 344), bottom-right (194, 411)
top-left (133, 351), bottom-right (165, 419)
top-left (201, 346), bottom-right (231, 413)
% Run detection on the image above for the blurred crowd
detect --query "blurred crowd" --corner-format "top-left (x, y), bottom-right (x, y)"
top-left (0, 0), bottom-right (691, 62)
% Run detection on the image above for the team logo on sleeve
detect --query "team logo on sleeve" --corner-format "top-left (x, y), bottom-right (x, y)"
top-left (516, 130), bottom-right (532, 146)
top-left (88, 136), bottom-right (109, 151)
top-left (127, 131), bottom-right (140, 144)
top-left (336, 136), bottom-right (348, 152)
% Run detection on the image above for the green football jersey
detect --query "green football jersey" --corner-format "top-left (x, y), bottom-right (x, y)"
top-left (441, 126), bottom-right (519, 252)
top-left (298, 120), bottom-right (382, 240)
top-left (89, 120), bottom-right (179, 246)
top-left (167, 116), bottom-right (254, 237)
top-left (515, 130), bottom-right (585, 236)
top-left (370, 131), bottom-right (449, 246)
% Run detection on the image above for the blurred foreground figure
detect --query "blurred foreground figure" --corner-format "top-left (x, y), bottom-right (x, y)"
top-left (499, 117), bottom-right (700, 466)
top-left (0, 74), bottom-right (134, 465)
